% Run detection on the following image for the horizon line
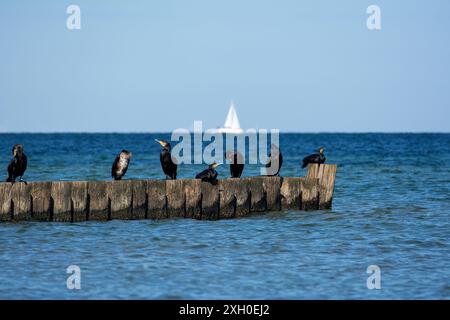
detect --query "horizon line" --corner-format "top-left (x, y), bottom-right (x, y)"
top-left (0, 131), bottom-right (449, 134)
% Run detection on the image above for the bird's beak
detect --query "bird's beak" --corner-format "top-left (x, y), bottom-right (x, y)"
top-left (211, 163), bottom-right (220, 169)
top-left (155, 139), bottom-right (164, 146)
top-left (13, 149), bottom-right (17, 157)
top-left (129, 152), bottom-right (133, 157)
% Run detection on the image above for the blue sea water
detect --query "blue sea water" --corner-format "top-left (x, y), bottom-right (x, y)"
top-left (0, 133), bottom-right (449, 299)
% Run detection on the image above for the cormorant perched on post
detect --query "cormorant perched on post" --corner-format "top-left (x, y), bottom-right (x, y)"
top-left (226, 151), bottom-right (244, 178)
top-left (302, 147), bottom-right (326, 169)
top-left (195, 163), bottom-right (220, 184)
top-left (155, 139), bottom-right (177, 179)
top-left (6, 144), bottom-right (28, 183)
top-left (111, 150), bottom-right (132, 180)
top-left (265, 144), bottom-right (283, 176)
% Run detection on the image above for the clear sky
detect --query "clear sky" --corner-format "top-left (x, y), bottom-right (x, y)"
top-left (0, 0), bottom-right (449, 132)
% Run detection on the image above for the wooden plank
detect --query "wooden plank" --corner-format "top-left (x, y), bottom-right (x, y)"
top-left (166, 179), bottom-right (185, 218)
top-left (234, 181), bottom-right (251, 217)
top-left (87, 181), bottom-right (110, 221)
top-left (301, 179), bottom-right (320, 211)
top-left (200, 181), bottom-right (219, 220)
top-left (0, 169), bottom-right (335, 222)
top-left (280, 177), bottom-right (303, 211)
top-left (306, 163), bottom-right (320, 180)
top-left (319, 164), bottom-right (337, 209)
top-left (30, 182), bottom-right (52, 221)
top-left (51, 182), bottom-right (73, 222)
top-left (185, 179), bottom-right (201, 219)
top-left (11, 182), bottom-right (32, 221)
top-left (131, 180), bottom-right (147, 219)
top-left (219, 179), bottom-right (251, 219)
top-left (147, 180), bottom-right (167, 219)
top-left (243, 177), bottom-right (266, 213)
top-left (219, 179), bottom-right (237, 219)
top-left (0, 183), bottom-right (12, 221)
top-left (109, 180), bottom-right (133, 220)
top-left (71, 181), bottom-right (88, 222)
top-left (263, 176), bottom-right (281, 211)
top-left (306, 164), bottom-right (337, 210)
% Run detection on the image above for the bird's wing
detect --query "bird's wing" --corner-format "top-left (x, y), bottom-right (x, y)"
top-left (161, 152), bottom-right (172, 172)
top-left (7, 159), bottom-right (14, 179)
top-left (302, 154), bottom-right (312, 162)
top-left (170, 161), bottom-right (177, 178)
top-left (111, 155), bottom-right (120, 177)
top-left (122, 161), bottom-right (129, 176)
top-left (23, 154), bottom-right (28, 169)
top-left (195, 169), bottom-right (208, 179)
top-left (302, 154), bottom-right (316, 168)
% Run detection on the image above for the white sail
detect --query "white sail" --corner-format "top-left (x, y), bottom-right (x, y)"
top-left (218, 102), bottom-right (243, 134)
top-left (223, 105), bottom-right (234, 128)
top-left (224, 102), bottom-right (241, 129)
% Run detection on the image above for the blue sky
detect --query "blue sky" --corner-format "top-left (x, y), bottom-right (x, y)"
top-left (0, 0), bottom-right (449, 132)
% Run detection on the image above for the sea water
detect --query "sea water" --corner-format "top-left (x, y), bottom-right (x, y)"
top-left (0, 133), bottom-right (449, 299)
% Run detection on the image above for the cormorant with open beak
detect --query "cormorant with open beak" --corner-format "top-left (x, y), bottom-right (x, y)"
top-left (111, 150), bottom-right (132, 180)
top-left (6, 144), bottom-right (28, 183)
top-left (302, 147), bottom-right (326, 169)
top-left (226, 151), bottom-right (244, 178)
top-left (265, 144), bottom-right (283, 176)
top-left (155, 139), bottom-right (177, 179)
top-left (195, 163), bottom-right (220, 184)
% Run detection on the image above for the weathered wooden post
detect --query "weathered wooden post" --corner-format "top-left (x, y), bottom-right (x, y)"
top-left (184, 179), bottom-right (202, 219)
top-left (131, 180), bottom-right (147, 219)
top-left (11, 182), bottom-right (32, 221)
top-left (218, 179), bottom-right (237, 219)
top-left (30, 182), bottom-right (52, 221)
top-left (243, 177), bottom-right (266, 213)
top-left (147, 180), bottom-right (167, 219)
top-left (0, 183), bottom-right (12, 221)
top-left (71, 181), bottom-right (88, 222)
top-left (87, 181), bottom-right (110, 221)
top-left (262, 176), bottom-right (281, 212)
top-left (109, 180), bottom-right (133, 220)
top-left (280, 177), bottom-right (303, 210)
top-left (200, 181), bottom-right (219, 220)
top-left (219, 178), bottom-right (251, 219)
top-left (307, 164), bottom-right (337, 209)
top-left (301, 179), bottom-right (320, 211)
top-left (51, 181), bottom-right (73, 222)
top-left (0, 165), bottom-right (336, 222)
top-left (166, 179), bottom-right (186, 218)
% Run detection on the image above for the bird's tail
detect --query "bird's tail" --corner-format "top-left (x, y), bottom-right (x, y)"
top-left (6, 176), bottom-right (11, 182)
top-left (302, 163), bottom-right (307, 169)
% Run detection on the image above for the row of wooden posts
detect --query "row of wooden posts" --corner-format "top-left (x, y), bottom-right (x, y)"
top-left (0, 164), bottom-right (336, 222)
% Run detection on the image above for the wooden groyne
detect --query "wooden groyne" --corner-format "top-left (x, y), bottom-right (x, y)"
top-left (0, 164), bottom-right (336, 222)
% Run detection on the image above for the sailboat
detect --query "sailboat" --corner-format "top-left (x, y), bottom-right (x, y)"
top-left (216, 101), bottom-right (244, 134)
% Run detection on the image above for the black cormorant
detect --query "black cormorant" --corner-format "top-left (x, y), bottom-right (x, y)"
top-left (265, 144), bottom-right (283, 176)
top-left (111, 150), bottom-right (132, 180)
top-left (155, 139), bottom-right (177, 179)
top-left (302, 147), bottom-right (326, 169)
top-left (226, 151), bottom-right (244, 178)
top-left (195, 163), bottom-right (220, 184)
top-left (6, 144), bottom-right (28, 183)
